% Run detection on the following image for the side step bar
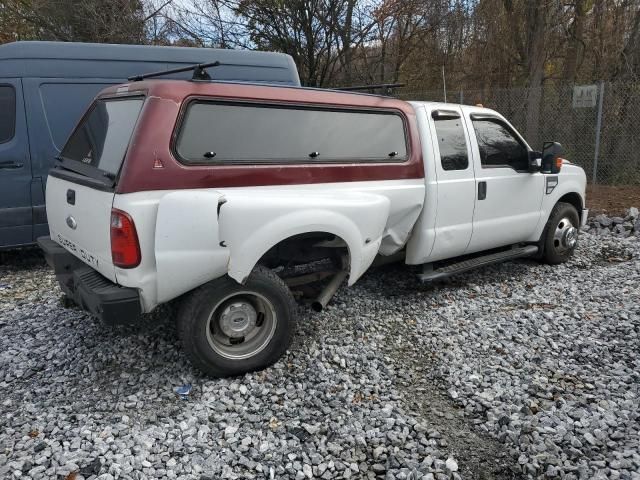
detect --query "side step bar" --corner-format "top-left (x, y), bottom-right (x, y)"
top-left (418, 245), bottom-right (539, 283)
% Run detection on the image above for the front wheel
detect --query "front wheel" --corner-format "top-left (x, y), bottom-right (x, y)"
top-left (177, 266), bottom-right (297, 377)
top-left (541, 202), bottom-right (580, 264)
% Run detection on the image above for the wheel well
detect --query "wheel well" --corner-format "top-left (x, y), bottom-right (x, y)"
top-left (258, 232), bottom-right (350, 277)
top-left (558, 192), bottom-right (582, 214)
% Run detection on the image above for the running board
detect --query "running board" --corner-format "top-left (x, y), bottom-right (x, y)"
top-left (418, 245), bottom-right (539, 283)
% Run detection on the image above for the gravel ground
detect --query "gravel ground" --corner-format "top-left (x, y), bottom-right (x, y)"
top-left (0, 232), bottom-right (638, 480)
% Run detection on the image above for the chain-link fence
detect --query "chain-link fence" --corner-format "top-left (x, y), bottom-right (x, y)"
top-left (396, 81), bottom-right (640, 185)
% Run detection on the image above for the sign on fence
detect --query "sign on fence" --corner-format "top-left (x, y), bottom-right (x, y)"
top-left (572, 84), bottom-right (598, 108)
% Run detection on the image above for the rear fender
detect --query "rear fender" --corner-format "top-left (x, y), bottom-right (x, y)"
top-left (218, 191), bottom-right (391, 285)
top-left (154, 190), bottom-right (229, 303)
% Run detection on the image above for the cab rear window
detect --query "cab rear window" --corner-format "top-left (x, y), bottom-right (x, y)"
top-left (61, 97), bottom-right (144, 176)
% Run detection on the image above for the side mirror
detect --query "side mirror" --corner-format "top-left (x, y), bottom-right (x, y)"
top-left (528, 151), bottom-right (542, 172)
top-left (542, 141), bottom-right (563, 174)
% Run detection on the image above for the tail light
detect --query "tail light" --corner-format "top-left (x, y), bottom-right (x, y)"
top-left (110, 208), bottom-right (141, 268)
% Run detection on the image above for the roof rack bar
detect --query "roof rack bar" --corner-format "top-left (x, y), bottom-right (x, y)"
top-left (128, 61), bottom-right (222, 82)
top-left (335, 83), bottom-right (405, 92)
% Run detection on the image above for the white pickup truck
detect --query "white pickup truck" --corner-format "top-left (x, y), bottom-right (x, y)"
top-left (39, 72), bottom-right (587, 376)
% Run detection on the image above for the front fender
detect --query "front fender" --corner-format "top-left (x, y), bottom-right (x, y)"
top-left (218, 190), bottom-right (391, 285)
top-left (530, 165), bottom-right (587, 241)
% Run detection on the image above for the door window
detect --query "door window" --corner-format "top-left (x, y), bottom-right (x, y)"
top-left (472, 119), bottom-right (528, 171)
top-left (0, 85), bottom-right (16, 144)
top-left (175, 102), bottom-right (408, 164)
top-left (433, 117), bottom-right (469, 170)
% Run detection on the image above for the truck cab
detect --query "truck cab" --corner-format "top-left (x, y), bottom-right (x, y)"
top-left (406, 102), bottom-right (587, 272)
top-left (39, 76), bottom-right (587, 377)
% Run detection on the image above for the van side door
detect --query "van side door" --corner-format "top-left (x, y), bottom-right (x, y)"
top-left (0, 79), bottom-right (32, 248)
top-left (464, 110), bottom-right (544, 253)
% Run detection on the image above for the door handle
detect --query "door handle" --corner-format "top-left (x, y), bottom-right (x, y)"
top-left (478, 181), bottom-right (487, 200)
top-left (0, 161), bottom-right (24, 169)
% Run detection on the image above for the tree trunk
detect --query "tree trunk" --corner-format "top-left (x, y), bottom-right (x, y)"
top-left (562, 0), bottom-right (586, 84)
top-left (338, 0), bottom-right (356, 86)
top-left (612, 7), bottom-right (640, 81)
top-left (524, 1), bottom-right (547, 146)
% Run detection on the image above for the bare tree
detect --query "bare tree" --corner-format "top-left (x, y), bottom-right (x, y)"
top-left (3, 0), bottom-right (640, 91)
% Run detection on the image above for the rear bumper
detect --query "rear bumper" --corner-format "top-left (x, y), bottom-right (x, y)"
top-left (38, 236), bottom-right (141, 325)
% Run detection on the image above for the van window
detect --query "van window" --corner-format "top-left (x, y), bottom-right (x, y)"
top-left (433, 118), bottom-right (468, 170)
top-left (60, 97), bottom-right (144, 176)
top-left (40, 83), bottom-right (112, 150)
top-left (472, 119), bottom-right (528, 171)
top-left (176, 102), bottom-right (407, 164)
top-left (0, 85), bottom-right (16, 144)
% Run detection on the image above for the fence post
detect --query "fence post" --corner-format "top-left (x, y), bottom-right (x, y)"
top-left (459, 89), bottom-right (464, 104)
top-left (592, 81), bottom-right (605, 184)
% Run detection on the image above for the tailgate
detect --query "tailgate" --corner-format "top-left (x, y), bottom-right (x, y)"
top-left (46, 174), bottom-right (116, 281)
top-left (45, 95), bottom-right (145, 282)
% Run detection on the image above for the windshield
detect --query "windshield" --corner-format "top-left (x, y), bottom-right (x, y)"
top-left (60, 97), bottom-right (144, 177)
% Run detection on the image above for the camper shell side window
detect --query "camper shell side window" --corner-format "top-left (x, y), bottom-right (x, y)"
top-left (173, 100), bottom-right (409, 165)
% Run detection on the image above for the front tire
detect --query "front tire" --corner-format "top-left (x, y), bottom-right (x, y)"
top-left (177, 266), bottom-right (297, 377)
top-left (541, 202), bottom-right (580, 264)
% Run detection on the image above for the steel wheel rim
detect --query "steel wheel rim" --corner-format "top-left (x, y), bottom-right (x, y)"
top-left (553, 216), bottom-right (578, 254)
top-left (206, 291), bottom-right (277, 360)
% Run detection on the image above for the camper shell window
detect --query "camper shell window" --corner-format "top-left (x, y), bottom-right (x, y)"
top-left (175, 101), bottom-right (408, 165)
top-left (59, 96), bottom-right (144, 180)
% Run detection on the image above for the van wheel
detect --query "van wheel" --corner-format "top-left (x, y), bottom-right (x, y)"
top-left (541, 202), bottom-right (580, 264)
top-left (177, 266), bottom-right (297, 377)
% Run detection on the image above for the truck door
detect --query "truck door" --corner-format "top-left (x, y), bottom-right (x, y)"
top-left (0, 79), bottom-right (32, 248)
top-left (427, 106), bottom-right (477, 262)
top-left (464, 111), bottom-right (544, 253)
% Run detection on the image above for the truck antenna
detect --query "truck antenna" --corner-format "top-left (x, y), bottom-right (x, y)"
top-left (128, 61), bottom-right (222, 82)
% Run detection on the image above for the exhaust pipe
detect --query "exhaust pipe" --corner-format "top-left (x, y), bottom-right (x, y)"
top-left (311, 270), bottom-right (348, 312)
